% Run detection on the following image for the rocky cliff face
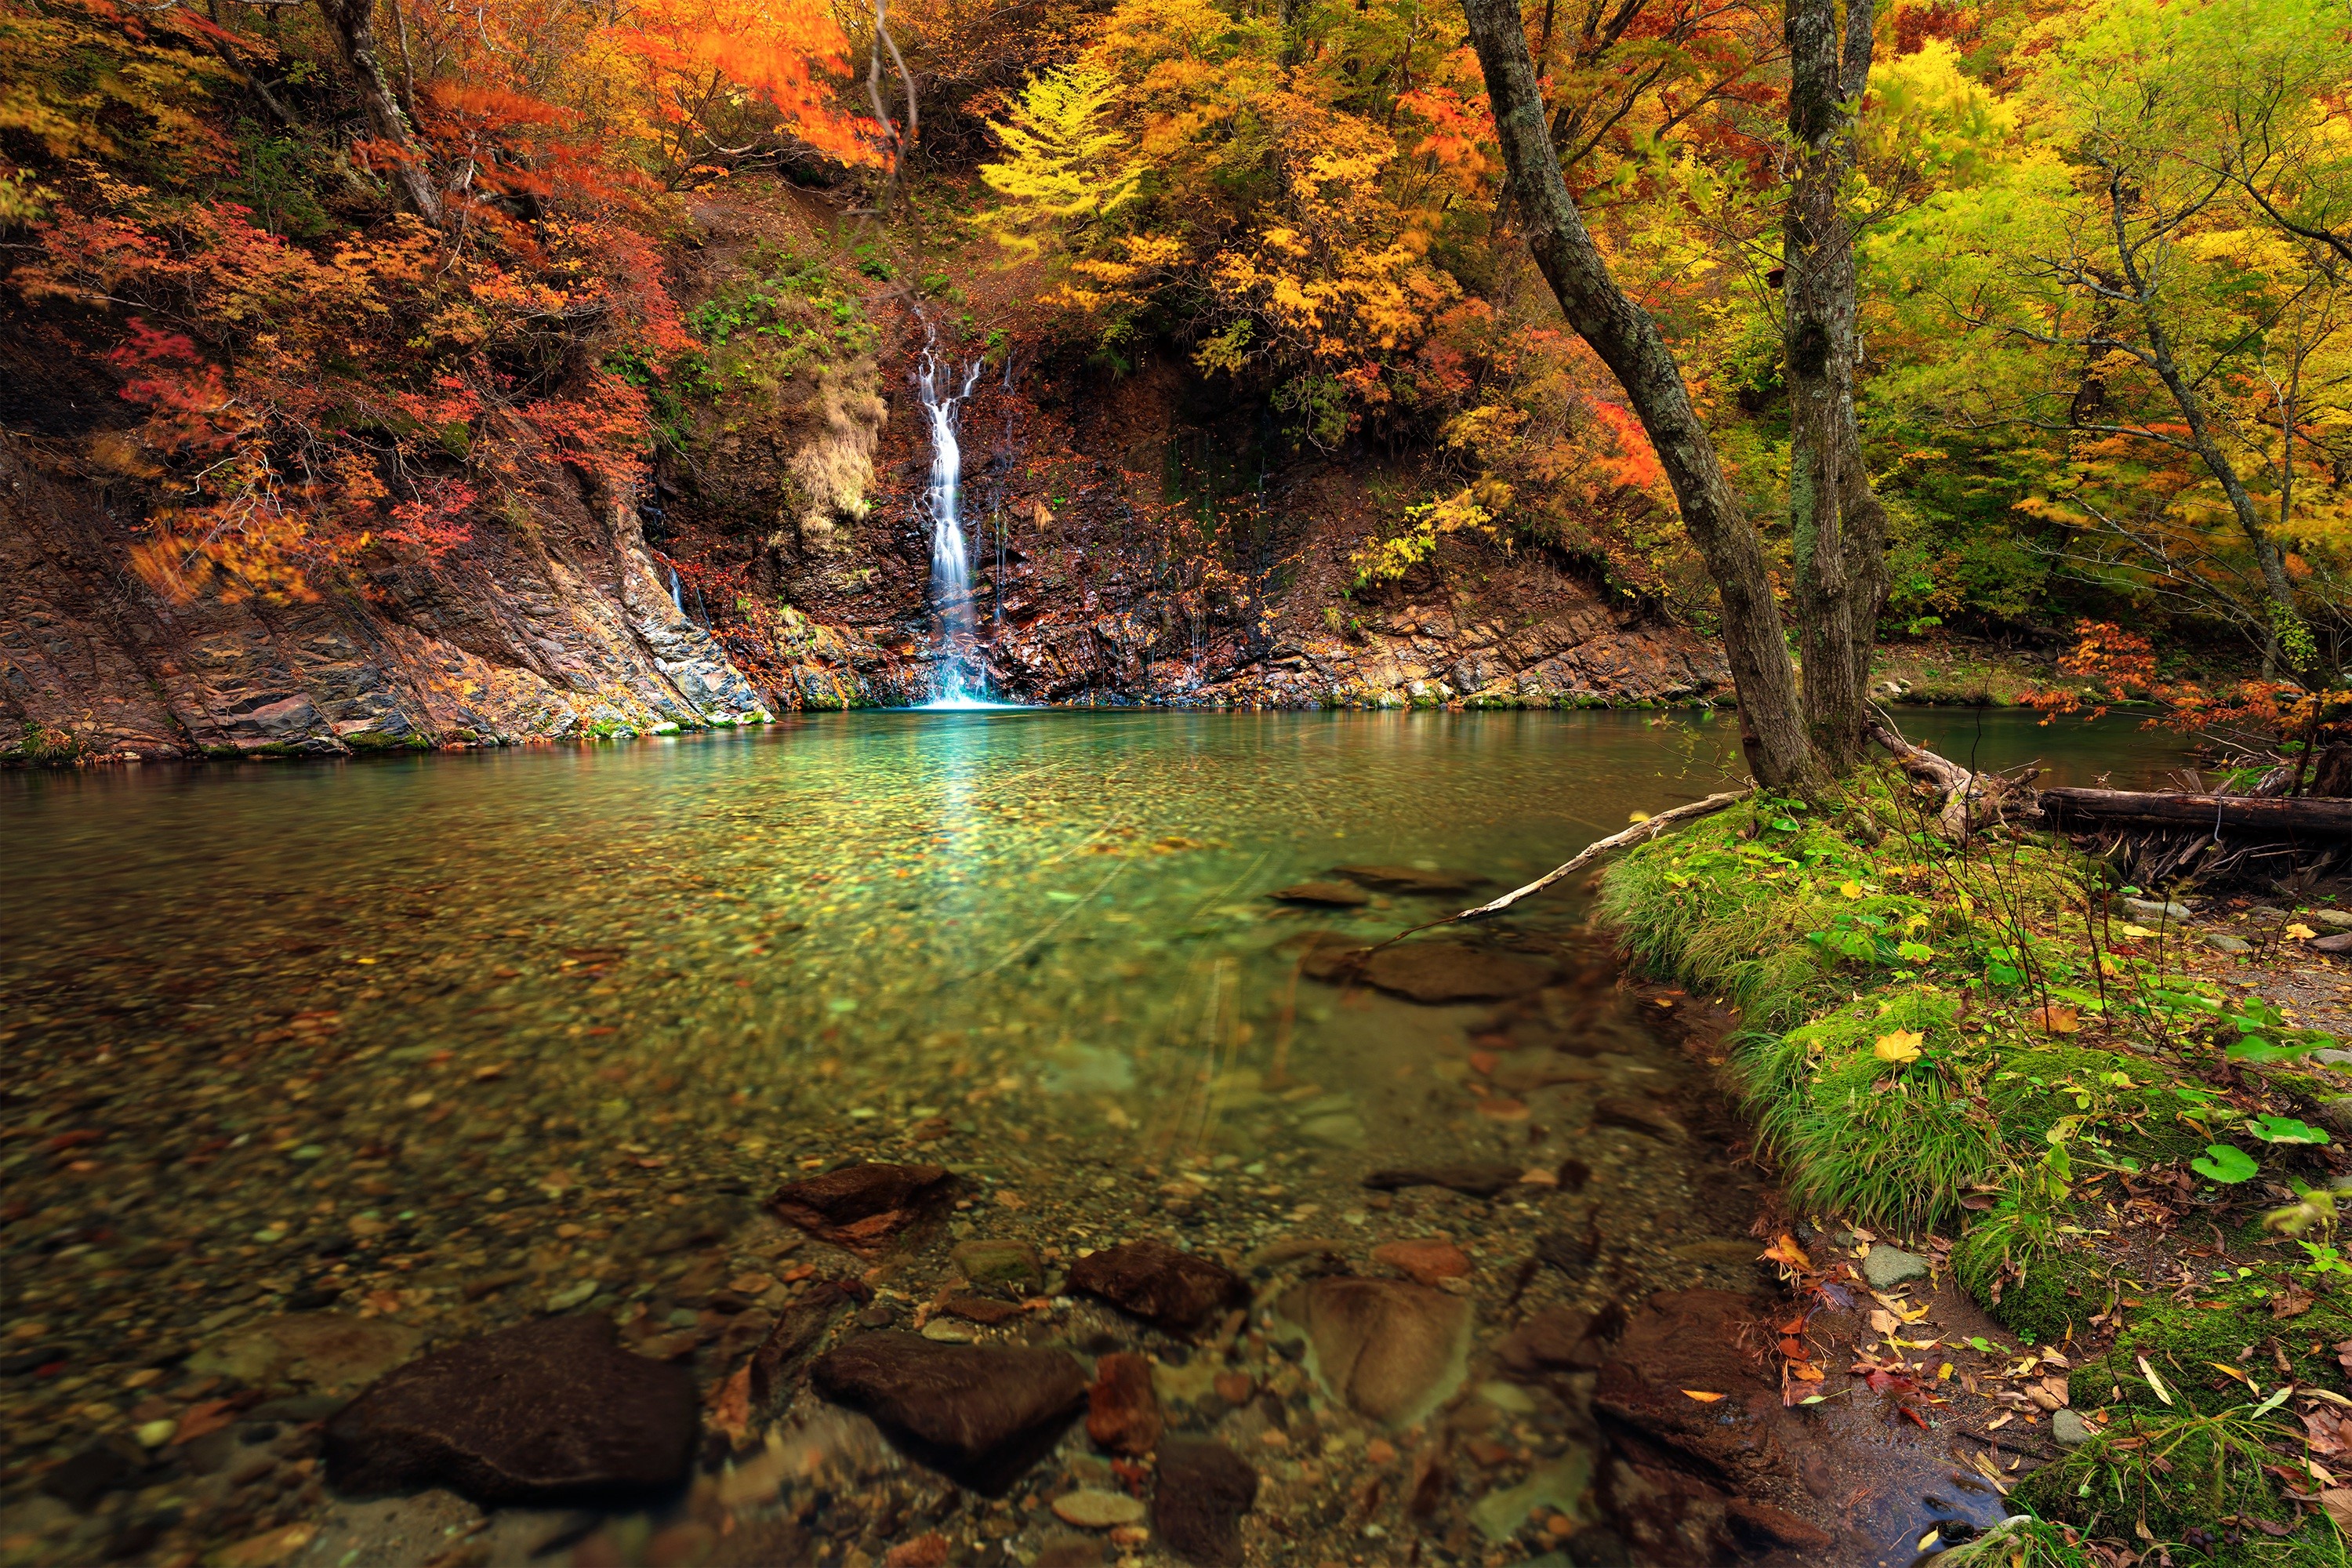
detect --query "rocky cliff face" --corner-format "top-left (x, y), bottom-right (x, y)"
top-left (2, 188), bottom-right (1730, 764)
top-left (2, 439), bottom-right (768, 762)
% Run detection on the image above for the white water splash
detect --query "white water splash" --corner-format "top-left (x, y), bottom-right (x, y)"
top-left (916, 347), bottom-right (1011, 710)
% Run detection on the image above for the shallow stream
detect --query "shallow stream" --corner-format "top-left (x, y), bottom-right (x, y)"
top-left (0, 710), bottom-right (2190, 1568)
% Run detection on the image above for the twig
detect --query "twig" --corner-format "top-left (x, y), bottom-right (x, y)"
top-left (1360, 786), bottom-right (1753, 957)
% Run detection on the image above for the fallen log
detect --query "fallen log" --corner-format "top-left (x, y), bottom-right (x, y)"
top-left (2039, 788), bottom-right (2352, 837)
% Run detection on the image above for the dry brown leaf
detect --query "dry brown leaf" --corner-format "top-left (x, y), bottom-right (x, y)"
top-left (2031, 1004), bottom-right (2081, 1035)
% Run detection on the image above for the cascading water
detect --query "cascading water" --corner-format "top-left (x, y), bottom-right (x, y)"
top-left (914, 346), bottom-right (999, 709)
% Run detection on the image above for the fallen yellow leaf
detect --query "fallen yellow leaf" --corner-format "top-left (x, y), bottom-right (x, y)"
top-left (1875, 1029), bottom-right (1925, 1063)
top-left (1682, 1389), bottom-right (1727, 1403)
top-left (2288, 924), bottom-right (2318, 939)
top-left (1840, 881), bottom-right (1866, 899)
top-left (1628, 811), bottom-right (1652, 824)
top-left (2031, 1005), bottom-right (2081, 1035)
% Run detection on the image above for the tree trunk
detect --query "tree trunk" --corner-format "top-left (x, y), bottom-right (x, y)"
top-left (1784, 0), bottom-right (1889, 775)
top-left (315, 0), bottom-right (442, 225)
top-left (1460, 0), bottom-right (1817, 790)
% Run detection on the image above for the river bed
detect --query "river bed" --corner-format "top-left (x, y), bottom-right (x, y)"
top-left (0, 710), bottom-right (2189, 1568)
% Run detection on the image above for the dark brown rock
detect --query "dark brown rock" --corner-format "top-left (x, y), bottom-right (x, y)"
top-left (1359, 943), bottom-right (1554, 1004)
top-left (1725, 1497), bottom-right (1835, 1552)
top-left (1332, 865), bottom-right (1490, 897)
top-left (748, 1279), bottom-right (862, 1409)
top-left (1067, 1240), bottom-right (1247, 1334)
top-left (1496, 1307), bottom-right (1607, 1375)
top-left (1268, 881), bottom-right (1370, 907)
top-left (1534, 1221), bottom-right (1602, 1276)
top-left (1085, 1351), bottom-right (1162, 1455)
top-left (943, 1294), bottom-right (1024, 1326)
top-left (322, 1316), bottom-right (698, 1505)
top-left (768, 1163), bottom-right (956, 1255)
top-left (1362, 1163), bottom-right (1523, 1199)
top-left (1152, 1439), bottom-right (1258, 1566)
top-left (808, 1332), bottom-right (1087, 1494)
top-left (1592, 1290), bottom-right (1789, 1487)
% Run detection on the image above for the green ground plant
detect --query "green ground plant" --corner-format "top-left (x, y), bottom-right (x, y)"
top-left (1601, 768), bottom-right (2352, 1561)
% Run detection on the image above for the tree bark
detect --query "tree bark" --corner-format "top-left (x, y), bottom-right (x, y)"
top-left (1461, 0), bottom-right (1817, 789)
top-left (314, 0), bottom-right (442, 225)
top-left (2041, 788), bottom-right (2352, 837)
top-left (1784, 0), bottom-right (1889, 774)
top-left (2095, 160), bottom-right (2303, 674)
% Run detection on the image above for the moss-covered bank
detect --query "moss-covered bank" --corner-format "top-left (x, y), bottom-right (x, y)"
top-left (1600, 774), bottom-right (2352, 1565)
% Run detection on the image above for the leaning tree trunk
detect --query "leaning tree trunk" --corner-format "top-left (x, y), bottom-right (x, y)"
top-left (1460, 0), bottom-right (1817, 791)
top-left (1784, 0), bottom-right (1890, 775)
top-left (315, 0), bottom-right (444, 226)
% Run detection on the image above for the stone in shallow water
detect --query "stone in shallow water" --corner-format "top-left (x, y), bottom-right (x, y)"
top-left (1332, 865), bottom-right (1490, 897)
top-left (1051, 1488), bottom-right (1146, 1528)
top-left (1067, 1240), bottom-right (1247, 1335)
top-left (1085, 1351), bottom-right (1162, 1455)
top-left (808, 1331), bottom-right (1087, 1494)
top-left (1362, 1163), bottom-right (1523, 1199)
top-left (1279, 1276), bottom-right (1471, 1428)
top-left (190, 1314), bottom-right (424, 1395)
top-left (323, 1315), bottom-right (697, 1505)
top-left (768, 1163), bottom-right (956, 1256)
top-left (1495, 1307), bottom-right (1610, 1375)
top-left (1268, 881), bottom-right (1370, 907)
top-left (1359, 943), bottom-right (1554, 1004)
top-left (952, 1239), bottom-right (1044, 1294)
top-left (1371, 1239), bottom-right (1472, 1285)
top-left (1152, 1439), bottom-right (1258, 1566)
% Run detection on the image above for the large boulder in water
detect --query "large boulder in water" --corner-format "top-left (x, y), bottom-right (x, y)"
top-left (322, 1316), bottom-right (697, 1505)
top-left (809, 1332), bottom-right (1087, 1494)
top-left (1278, 1276), bottom-right (1471, 1428)
top-left (768, 1162), bottom-right (956, 1255)
top-left (1592, 1289), bottom-right (1791, 1487)
top-left (1359, 942), bottom-right (1555, 1004)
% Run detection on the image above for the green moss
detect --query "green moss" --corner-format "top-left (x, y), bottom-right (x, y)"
top-left (2013, 1417), bottom-right (2342, 1563)
top-left (1951, 1216), bottom-right (2104, 1344)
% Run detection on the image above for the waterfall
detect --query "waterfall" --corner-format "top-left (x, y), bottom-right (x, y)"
top-left (916, 347), bottom-right (991, 708)
top-left (668, 564), bottom-right (684, 615)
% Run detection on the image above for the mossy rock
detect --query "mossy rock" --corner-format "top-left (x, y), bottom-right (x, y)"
top-left (1950, 1229), bottom-right (2105, 1346)
top-left (2072, 1288), bottom-right (2352, 1417)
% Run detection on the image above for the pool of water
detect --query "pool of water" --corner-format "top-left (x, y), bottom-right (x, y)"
top-left (0, 709), bottom-right (2189, 1566)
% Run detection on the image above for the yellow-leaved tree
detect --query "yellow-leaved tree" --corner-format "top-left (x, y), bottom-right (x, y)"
top-left (977, 66), bottom-right (1144, 260)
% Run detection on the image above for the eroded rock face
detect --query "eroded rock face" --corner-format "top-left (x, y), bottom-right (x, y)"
top-left (0, 441), bottom-right (775, 760)
top-left (1358, 943), bottom-right (1555, 1004)
top-left (1152, 1439), bottom-right (1258, 1566)
top-left (322, 1316), bottom-right (698, 1505)
top-left (768, 1163), bottom-right (956, 1256)
top-left (1279, 1276), bottom-right (1471, 1428)
top-left (808, 1332), bottom-right (1087, 1494)
top-left (1067, 1240), bottom-right (1248, 1335)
